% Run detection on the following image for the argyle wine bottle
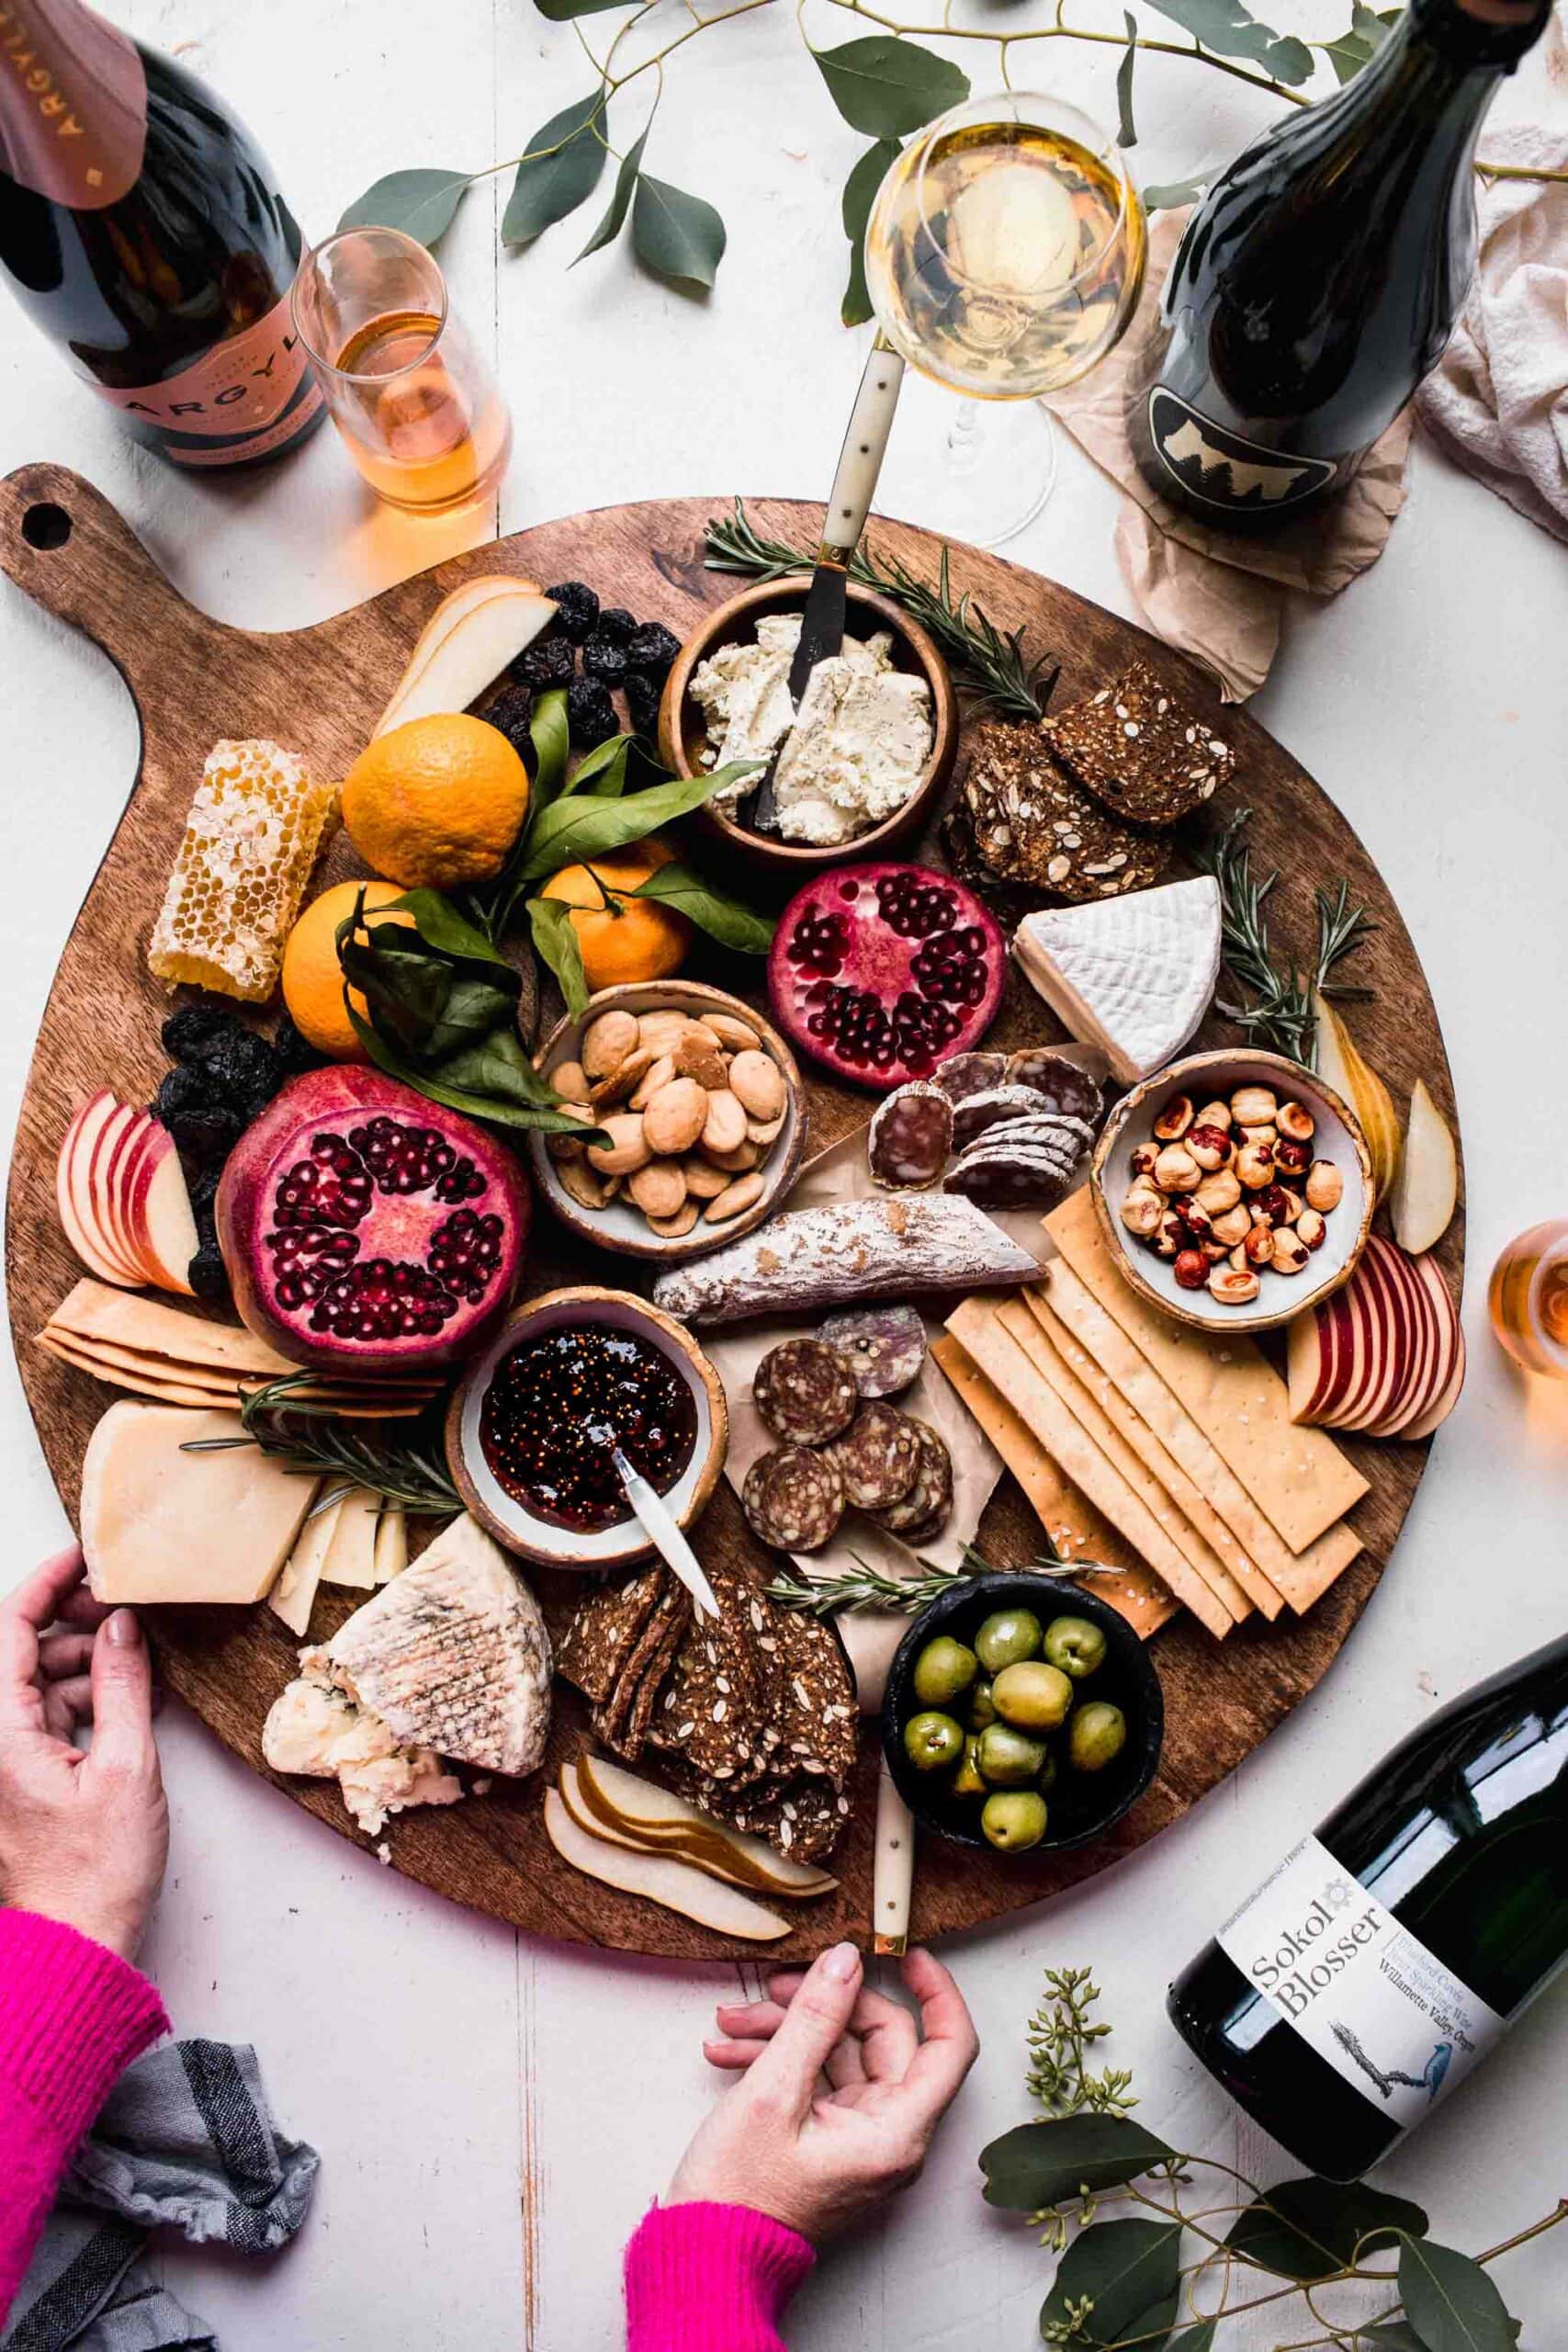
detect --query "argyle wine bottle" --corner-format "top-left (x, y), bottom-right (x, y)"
top-left (0, 0), bottom-right (322, 468)
top-left (1131, 0), bottom-right (1551, 528)
top-left (1169, 1632), bottom-right (1568, 2180)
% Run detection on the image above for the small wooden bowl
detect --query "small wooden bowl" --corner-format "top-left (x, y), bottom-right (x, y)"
top-left (446, 1286), bottom-right (728, 1572)
top-left (525, 980), bottom-right (807, 1264)
top-left (659, 574), bottom-right (958, 891)
top-left (1091, 1047), bottom-right (1373, 1337)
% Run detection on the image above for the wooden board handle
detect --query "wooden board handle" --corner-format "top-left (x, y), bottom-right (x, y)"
top-left (0, 462), bottom-right (220, 695)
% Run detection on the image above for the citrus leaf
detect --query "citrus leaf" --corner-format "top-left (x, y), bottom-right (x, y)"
top-left (632, 173), bottom-right (726, 288)
top-left (338, 167), bottom-right (470, 248)
top-left (348, 1002), bottom-right (593, 1133)
top-left (1142, 0), bottom-right (1314, 81)
top-left (516, 763), bottom-right (760, 881)
top-left (980, 2116), bottom-right (1175, 2211)
top-left (1398, 2240), bottom-right (1517, 2352)
top-left (528, 688), bottom-right (572, 812)
top-left (1039, 2218), bottom-right (1182, 2346)
top-left (1226, 2180), bottom-right (1428, 2282)
top-left (841, 139), bottom-right (899, 327)
top-left (576, 129), bottom-right (647, 262)
top-left (1143, 174), bottom-right (1210, 209)
top-left (525, 897), bottom-right (592, 1019)
top-left (1116, 14), bottom-right (1139, 147)
top-left (384, 888), bottom-right (516, 967)
top-left (502, 91), bottom-right (609, 245)
top-left (815, 37), bottom-right (969, 137)
top-left (570, 734), bottom-right (633, 797)
top-left (628, 862), bottom-right (775, 952)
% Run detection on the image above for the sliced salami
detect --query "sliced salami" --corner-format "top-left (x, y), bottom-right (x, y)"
top-left (975, 1112), bottom-right (1096, 1170)
top-left (869, 1419), bottom-right (953, 1540)
top-left (951, 1085), bottom-right (1051, 1153)
top-left (868, 1082), bottom-right (953, 1191)
top-left (826, 1402), bottom-right (919, 1510)
top-left (742, 1445), bottom-right (845, 1553)
top-left (944, 1146), bottom-right (1077, 1210)
top-left (1006, 1048), bottom-right (1105, 1130)
top-left (753, 1338), bottom-right (860, 1447)
top-left (931, 1050), bottom-right (1010, 1105)
top-left (816, 1303), bottom-right (928, 1398)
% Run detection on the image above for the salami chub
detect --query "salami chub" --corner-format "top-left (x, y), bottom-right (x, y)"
top-left (945, 1145), bottom-right (1077, 1210)
top-left (742, 1445), bottom-right (846, 1553)
top-left (951, 1085), bottom-right (1052, 1154)
top-left (827, 1402), bottom-right (920, 1511)
top-left (931, 1050), bottom-right (1010, 1105)
top-left (816, 1304), bottom-right (927, 1398)
top-left (868, 1083), bottom-right (953, 1191)
top-left (752, 1338), bottom-right (859, 1448)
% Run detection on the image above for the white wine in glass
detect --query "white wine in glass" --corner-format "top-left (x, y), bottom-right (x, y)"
top-left (865, 94), bottom-right (1146, 547)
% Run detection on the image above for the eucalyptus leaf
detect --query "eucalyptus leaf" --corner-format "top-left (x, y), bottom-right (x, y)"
top-left (576, 128), bottom-right (646, 262)
top-left (1398, 2240), bottom-right (1517, 2352)
top-left (1143, 0), bottom-right (1314, 82)
top-left (516, 763), bottom-right (760, 881)
top-left (338, 167), bottom-right (470, 248)
top-left (980, 2115), bottom-right (1175, 2211)
top-left (815, 37), bottom-right (969, 138)
top-left (525, 897), bottom-right (592, 1018)
top-left (533, 0), bottom-right (638, 18)
top-left (1353, 2), bottom-right (1401, 38)
top-left (1143, 175), bottom-right (1210, 209)
top-left (1225, 2179), bottom-right (1427, 2282)
top-left (502, 91), bottom-right (608, 245)
top-left (1167, 2326), bottom-right (1217, 2352)
top-left (633, 173), bottom-right (727, 288)
top-left (840, 140), bottom-right (899, 328)
top-left (628, 861), bottom-right (775, 952)
top-left (1324, 26), bottom-right (1377, 76)
top-left (1116, 14), bottom-right (1139, 147)
top-left (1038, 2218), bottom-right (1182, 2346)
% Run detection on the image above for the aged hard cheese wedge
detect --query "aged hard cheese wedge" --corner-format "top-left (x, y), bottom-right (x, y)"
top-left (321, 1486), bottom-right (380, 1589)
top-left (81, 1402), bottom-right (320, 1603)
top-left (543, 1785), bottom-right (789, 1942)
top-left (1013, 877), bottom-right (1222, 1084)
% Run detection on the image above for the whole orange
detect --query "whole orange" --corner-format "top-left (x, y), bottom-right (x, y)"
top-left (539, 838), bottom-right (691, 992)
top-left (282, 880), bottom-right (415, 1059)
top-left (341, 712), bottom-right (529, 890)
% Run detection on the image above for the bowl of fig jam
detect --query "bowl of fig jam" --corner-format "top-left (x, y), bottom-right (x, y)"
top-left (446, 1287), bottom-right (728, 1569)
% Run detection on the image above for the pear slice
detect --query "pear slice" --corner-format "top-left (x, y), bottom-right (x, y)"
top-left (375, 578), bottom-right (555, 737)
top-left (1390, 1080), bottom-right (1458, 1256)
top-left (573, 1755), bottom-right (836, 1901)
top-left (1314, 994), bottom-right (1401, 1202)
top-left (543, 1786), bottom-right (789, 1941)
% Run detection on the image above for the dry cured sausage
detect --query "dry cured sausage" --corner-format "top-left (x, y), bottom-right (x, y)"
top-left (868, 1083), bottom-right (953, 1191)
top-left (752, 1338), bottom-right (859, 1447)
top-left (944, 1145), bottom-right (1077, 1211)
top-left (826, 1403), bottom-right (919, 1511)
top-left (1006, 1048), bottom-right (1104, 1129)
top-left (870, 1419), bottom-right (953, 1542)
top-left (741, 1445), bottom-right (845, 1553)
top-left (815, 1304), bottom-right (927, 1398)
top-left (951, 1085), bottom-right (1051, 1153)
top-left (931, 1050), bottom-right (1009, 1104)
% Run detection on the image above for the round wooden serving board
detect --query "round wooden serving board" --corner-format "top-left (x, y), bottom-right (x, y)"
top-left (0, 464), bottom-right (1463, 1964)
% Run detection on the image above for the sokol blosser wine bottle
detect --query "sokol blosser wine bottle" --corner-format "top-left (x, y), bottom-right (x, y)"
top-left (1170, 1633), bottom-right (1568, 2180)
top-left (1131, 0), bottom-right (1551, 528)
top-left (0, 0), bottom-right (322, 468)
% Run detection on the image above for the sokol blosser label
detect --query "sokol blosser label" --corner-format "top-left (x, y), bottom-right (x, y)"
top-left (1216, 1834), bottom-right (1504, 2129)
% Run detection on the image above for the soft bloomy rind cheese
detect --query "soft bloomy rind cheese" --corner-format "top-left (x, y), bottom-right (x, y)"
top-left (1014, 876), bottom-right (1223, 1084)
top-left (81, 1401), bottom-right (320, 1604)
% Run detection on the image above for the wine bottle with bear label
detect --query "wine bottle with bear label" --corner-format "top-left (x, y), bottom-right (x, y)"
top-left (1130, 0), bottom-right (1551, 529)
top-left (1169, 1632), bottom-right (1568, 2179)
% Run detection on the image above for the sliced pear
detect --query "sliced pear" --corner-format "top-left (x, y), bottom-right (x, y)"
top-left (375, 578), bottom-right (555, 737)
top-left (1390, 1080), bottom-right (1458, 1256)
top-left (543, 1787), bottom-right (789, 1941)
top-left (1314, 994), bottom-right (1400, 1202)
top-left (270, 1490), bottom-right (346, 1636)
top-left (575, 1754), bottom-right (836, 1899)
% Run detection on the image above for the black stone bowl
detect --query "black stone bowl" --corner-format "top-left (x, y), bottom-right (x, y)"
top-left (880, 1574), bottom-right (1164, 1854)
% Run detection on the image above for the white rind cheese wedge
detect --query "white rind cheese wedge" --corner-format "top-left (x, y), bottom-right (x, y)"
top-left (543, 1787), bottom-right (788, 1941)
top-left (262, 1654), bottom-right (462, 1836)
top-left (81, 1401), bottom-right (321, 1603)
top-left (1014, 876), bottom-right (1223, 1084)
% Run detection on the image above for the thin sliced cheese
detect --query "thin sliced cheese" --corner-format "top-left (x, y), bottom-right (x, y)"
top-left (80, 1401), bottom-right (321, 1603)
top-left (373, 1503), bottom-right (409, 1582)
top-left (1044, 1189), bottom-right (1369, 1552)
top-left (270, 1491), bottom-right (346, 1636)
top-left (321, 1486), bottom-right (381, 1589)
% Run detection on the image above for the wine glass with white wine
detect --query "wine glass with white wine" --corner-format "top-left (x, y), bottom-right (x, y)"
top-left (865, 91), bottom-right (1147, 548)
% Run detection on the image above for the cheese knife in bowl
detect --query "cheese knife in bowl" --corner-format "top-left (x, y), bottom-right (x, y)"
top-left (611, 1442), bottom-right (721, 1620)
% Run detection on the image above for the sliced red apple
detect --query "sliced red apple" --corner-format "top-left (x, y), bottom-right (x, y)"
top-left (1404, 1318), bottom-right (1466, 1439)
top-left (101, 1109), bottom-right (166, 1284)
top-left (1364, 1237), bottom-right (1440, 1437)
top-left (120, 1121), bottom-right (197, 1295)
top-left (57, 1093), bottom-right (143, 1287)
top-left (1290, 1279), bottom-right (1347, 1423)
top-left (1390, 1080), bottom-right (1459, 1256)
top-left (1321, 1239), bottom-right (1400, 1430)
top-left (1379, 1255), bottom-right (1463, 1438)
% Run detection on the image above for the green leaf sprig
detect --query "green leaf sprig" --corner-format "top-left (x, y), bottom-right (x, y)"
top-left (1192, 808), bottom-right (1376, 1063)
top-left (765, 1541), bottom-right (1123, 1619)
top-left (181, 1377), bottom-right (461, 1517)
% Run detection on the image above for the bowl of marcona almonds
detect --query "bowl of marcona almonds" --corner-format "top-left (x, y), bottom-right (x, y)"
top-left (1092, 1047), bottom-right (1373, 1335)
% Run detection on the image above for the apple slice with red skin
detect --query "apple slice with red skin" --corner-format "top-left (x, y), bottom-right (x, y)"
top-left (58, 1093), bottom-right (145, 1287)
top-left (1289, 1277), bottom-right (1349, 1424)
top-left (101, 1107), bottom-right (167, 1285)
top-left (119, 1118), bottom-right (197, 1295)
top-left (1353, 1235), bottom-right (1438, 1438)
top-left (1321, 1238), bottom-right (1404, 1430)
top-left (1378, 1255), bottom-right (1463, 1438)
top-left (1367, 1246), bottom-right (1447, 1437)
top-left (1404, 1313), bottom-right (1466, 1439)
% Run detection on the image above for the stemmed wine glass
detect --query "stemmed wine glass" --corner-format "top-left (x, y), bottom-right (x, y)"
top-left (864, 90), bottom-right (1147, 548)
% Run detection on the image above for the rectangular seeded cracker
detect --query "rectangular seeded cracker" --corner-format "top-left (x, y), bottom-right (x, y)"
top-left (557, 1566), bottom-right (664, 1703)
top-left (592, 1577), bottom-right (685, 1756)
top-left (761, 1602), bottom-right (858, 1784)
top-left (1043, 658), bottom-right (1235, 830)
top-left (647, 1566), bottom-right (773, 1786)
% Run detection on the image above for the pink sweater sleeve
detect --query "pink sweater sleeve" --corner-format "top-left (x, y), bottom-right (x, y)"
top-left (625, 2201), bottom-right (816, 2352)
top-left (0, 1910), bottom-right (168, 2324)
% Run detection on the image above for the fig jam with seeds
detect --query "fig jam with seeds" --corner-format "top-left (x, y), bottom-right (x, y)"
top-left (480, 1324), bottom-right (697, 1532)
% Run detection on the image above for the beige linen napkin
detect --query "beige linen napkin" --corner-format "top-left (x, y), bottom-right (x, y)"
top-left (1043, 210), bottom-right (1413, 701)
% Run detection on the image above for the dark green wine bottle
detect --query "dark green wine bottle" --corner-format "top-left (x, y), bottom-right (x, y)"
top-left (1169, 1633), bottom-right (1568, 2180)
top-left (1130, 0), bottom-right (1551, 528)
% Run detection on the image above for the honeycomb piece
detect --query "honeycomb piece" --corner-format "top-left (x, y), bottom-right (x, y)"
top-left (148, 741), bottom-right (338, 1001)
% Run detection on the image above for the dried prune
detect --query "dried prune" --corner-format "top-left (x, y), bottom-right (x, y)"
top-left (544, 582), bottom-right (599, 643)
top-left (567, 679), bottom-right (619, 747)
top-left (186, 1167), bottom-right (220, 1217)
top-left (203, 1029), bottom-right (282, 1116)
top-left (154, 1064), bottom-right (219, 1125)
top-left (626, 622), bottom-right (681, 679)
top-left (522, 635), bottom-right (576, 688)
top-left (593, 606), bottom-right (636, 647)
top-left (187, 1243), bottom-right (229, 1302)
top-left (163, 1102), bottom-right (247, 1170)
top-left (162, 1006), bottom-right (236, 1064)
top-left (485, 681), bottom-right (534, 753)
top-left (581, 634), bottom-right (629, 685)
top-left (271, 1014), bottom-right (325, 1079)
top-left (625, 672), bottom-right (662, 739)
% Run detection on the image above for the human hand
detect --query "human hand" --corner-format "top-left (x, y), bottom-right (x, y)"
top-left (0, 1546), bottom-right (168, 1961)
top-left (666, 1941), bottom-right (979, 2245)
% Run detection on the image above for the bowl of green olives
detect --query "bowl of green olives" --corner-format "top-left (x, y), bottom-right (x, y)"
top-left (881, 1575), bottom-right (1164, 1856)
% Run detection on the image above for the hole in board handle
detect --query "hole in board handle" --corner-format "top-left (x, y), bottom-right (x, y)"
top-left (22, 503), bottom-right (72, 551)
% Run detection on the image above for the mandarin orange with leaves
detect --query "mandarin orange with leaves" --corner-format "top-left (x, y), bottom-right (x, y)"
top-left (282, 880), bottom-right (414, 1059)
top-left (341, 712), bottom-right (529, 890)
top-left (539, 838), bottom-right (692, 992)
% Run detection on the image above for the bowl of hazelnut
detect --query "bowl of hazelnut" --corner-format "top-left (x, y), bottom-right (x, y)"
top-left (1090, 1048), bottom-right (1373, 1334)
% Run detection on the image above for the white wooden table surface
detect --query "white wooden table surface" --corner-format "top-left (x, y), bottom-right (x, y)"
top-left (4, 5), bottom-right (1566, 2345)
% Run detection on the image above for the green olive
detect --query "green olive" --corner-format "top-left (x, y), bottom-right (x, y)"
top-left (967, 1677), bottom-right (997, 1731)
top-left (981, 1790), bottom-right (1049, 1851)
top-left (976, 1722), bottom-right (1048, 1786)
top-left (1037, 1746), bottom-right (1059, 1794)
top-left (951, 1735), bottom-right (987, 1799)
top-left (974, 1607), bottom-right (1044, 1674)
top-left (904, 1710), bottom-right (964, 1772)
top-left (912, 1634), bottom-right (977, 1708)
top-left (991, 1659), bottom-right (1075, 1734)
top-left (1043, 1614), bottom-right (1108, 1680)
top-left (1068, 1701), bottom-right (1128, 1775)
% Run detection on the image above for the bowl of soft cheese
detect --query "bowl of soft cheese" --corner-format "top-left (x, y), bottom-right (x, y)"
top-left (660, 576), bottom-right (957, 886)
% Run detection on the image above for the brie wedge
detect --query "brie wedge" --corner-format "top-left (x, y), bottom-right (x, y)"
top-left (1014, 876), bottom-right (1223, 1084)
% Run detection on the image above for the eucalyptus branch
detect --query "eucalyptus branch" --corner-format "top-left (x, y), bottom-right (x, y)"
top-left (828, 0), bottom-right (1314, 105)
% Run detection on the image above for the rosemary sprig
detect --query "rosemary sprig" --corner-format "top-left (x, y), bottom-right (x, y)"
top-left (705, 499), bottom-right (1058, 720)
top-left (1192, 808), bottom-right (1377, 1065)
top-left (181, 1375), bottom-right (460, 1517)
top-left (764, 1541), bottom-right (1116, 1619)
top-left (1025, 1966), bottom-right (1137, 2121)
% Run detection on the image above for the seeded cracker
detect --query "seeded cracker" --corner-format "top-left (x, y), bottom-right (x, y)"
top-left (960, 720), bottom-right (1169, 902)
top-left (593, 1579), bottom-right (686, 1759)
top-left (1043, 658), bottom-right (1236, 829)
top-left (647, 1565), bottom-right (773, 1786)
top-left (763, 1604), bottom-right (857, 1783)
top-left (556, 1566), bottom-right (663, 1704)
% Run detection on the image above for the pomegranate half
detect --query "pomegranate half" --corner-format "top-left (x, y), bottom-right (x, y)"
top-left (767, 863), bottom-right (1006, 1091)
top-left (217, 1068), bottom-right (529, 1374)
